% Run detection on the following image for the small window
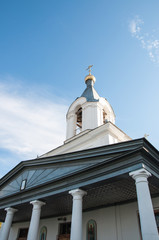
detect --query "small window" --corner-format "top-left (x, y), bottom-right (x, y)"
top-left (86, 219), bottom-right (97, 240)
top-left (58, 222), bottom-right (71, 240)
top-left (20, 179), bottom-right (27, 191)
top-left (18, 228), bottom-right (28, 240)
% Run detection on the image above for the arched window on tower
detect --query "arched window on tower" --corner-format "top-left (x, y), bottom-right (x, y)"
top-left (103, 109), bottom-right (107, 124)
top-left (76, 107), bottom-right (82, 134)
top-left (86, 219), bottom-right (97, 240)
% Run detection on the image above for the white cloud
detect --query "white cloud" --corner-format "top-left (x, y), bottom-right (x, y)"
top-left (129, 16), bottom-right (159, 64)
top-left (129, 16), bottom-right (144, 35)
top-left (0, 80), bottom-right (68, 161)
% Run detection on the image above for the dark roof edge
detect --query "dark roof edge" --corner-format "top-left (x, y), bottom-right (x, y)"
top-left (0, 138), bottom-right (158, 185)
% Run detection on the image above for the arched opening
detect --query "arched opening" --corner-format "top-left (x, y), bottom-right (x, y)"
top-left (39, 226), bottom-right (47, 240)
top-left (76, 107), bottom-right (82, 134)
top-left (86, 219), bottom-right (97, 240)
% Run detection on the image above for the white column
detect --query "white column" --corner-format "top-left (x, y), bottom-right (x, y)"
top-left (69, 188), bottom-right (86, 240)
top-left (27, 200), bottom-right (45, 240)
top-left (1, 207), bottom-right (17, 240)
top-left (129, 168), bottom-right (159, 240)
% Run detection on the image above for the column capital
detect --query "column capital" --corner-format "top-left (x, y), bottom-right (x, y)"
top-left (1, 207), bottom-right (18, 240)
top-left (69, 188), bottom-right (87, 200)
top-left (129, 168), bottom-right (151, 183)
top-left (30, 200), bottom-right (45, 210)
top-left (5, 207), bottom-right (18, 215)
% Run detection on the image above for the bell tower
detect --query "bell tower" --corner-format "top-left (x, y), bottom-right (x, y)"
top-left (66, 66), bottom-right (115, 140)
top-left (41, 66), bottom-right (131, 157)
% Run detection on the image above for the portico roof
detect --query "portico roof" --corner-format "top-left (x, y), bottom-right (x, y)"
top-left (0, 138), bottom-right (159, 222)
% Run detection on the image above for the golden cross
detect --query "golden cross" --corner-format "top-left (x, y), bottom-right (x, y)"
top-left (86, 65), bottom-right (93, 75)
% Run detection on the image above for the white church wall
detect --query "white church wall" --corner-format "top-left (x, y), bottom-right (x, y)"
top-left (8, 221), bottom-right (30, 240)
top-left (8, 197), bottom-right (159, 240)
top-left (66, 97), bottom-right (86, 139)
top-left (41, 122), bottom-right (131, 158)
top-left (82, 202), bottom-right (142, 240)
top-left (66, 113), bottom-right (76, 139)
top-left (118, 202), bottom-right (141, 240)
top-left (38, 218), bottom-right (58, 240)
top-left (82, 102), bottom-right (103, 131)
top-left (7, 196), bottom-right (159, 240)
top-left (38, 216), bottom-right (71, 240)
top-left (83, 207), bottom-right (117, 240)
top-left (99, 97), bottom-right (115, 124)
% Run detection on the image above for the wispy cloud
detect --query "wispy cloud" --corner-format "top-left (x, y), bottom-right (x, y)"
top-left (129, 16), bottom-right (159, 63)
top-left (0, 78), bottom-right (68, 166)
top-left (129, 16), bottom-right (144, 35)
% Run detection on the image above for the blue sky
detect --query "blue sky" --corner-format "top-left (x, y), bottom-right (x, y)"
top-left (0, 0), bottom-right (159, 177)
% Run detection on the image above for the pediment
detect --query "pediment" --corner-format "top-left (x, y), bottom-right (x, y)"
top-left (0, 138), bottom-right (152, 202)
top-left (0, 163), bottom-right (94, 199)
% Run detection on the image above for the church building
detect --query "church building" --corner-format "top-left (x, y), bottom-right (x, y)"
top-left (0, 68), bottom-right (159, 240)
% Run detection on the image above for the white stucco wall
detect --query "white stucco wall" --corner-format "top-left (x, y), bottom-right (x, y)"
top-left (41, 122), bottom-right (131, 158)
top-left (8, 221), bottom-right (30, 240)
top-left (38, 216), bottom-right (71, 240)
top-left (7, 196), bottom-right (159, 240)
top-left (82, 202), bottom-right (142, 240)
top-left (66, 95), bottom-right (116, 140)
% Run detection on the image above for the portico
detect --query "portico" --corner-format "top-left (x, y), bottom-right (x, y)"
top-left (1, 138), bottom-right (159, 240)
